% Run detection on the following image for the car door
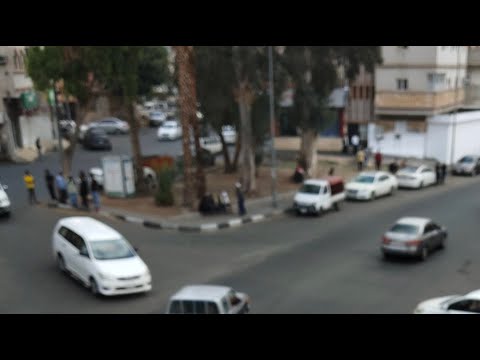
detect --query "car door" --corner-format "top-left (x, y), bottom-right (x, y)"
top-left (430, 222), bottom-right (444, 247)
top-left (74, 237), bottom-right (92, 284)
top-left (61, 228), bottom-right (81, 276)
top-left (423, 223), bottom-right (437, 249)
top-left (378, 175), bottom-right (389, 195)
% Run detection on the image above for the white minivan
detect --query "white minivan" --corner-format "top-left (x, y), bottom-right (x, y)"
top-left (52, 217), bottom-right (152, 296)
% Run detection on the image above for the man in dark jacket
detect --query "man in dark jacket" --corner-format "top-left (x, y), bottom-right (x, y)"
top-left (45, 169), bottom-right (56, 201)
top-left (441, 164), bottom-right (447, 184)
top-left (235, 182), bottom-right (246, 216)
top-left (79, 171), bottom-right (89, 210)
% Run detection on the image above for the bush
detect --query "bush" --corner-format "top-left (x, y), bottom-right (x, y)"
top-left (155, 165), bottom-right (175, 206)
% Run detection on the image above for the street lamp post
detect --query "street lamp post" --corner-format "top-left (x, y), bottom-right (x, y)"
top-left (268, 46), bottom-right (278, 208)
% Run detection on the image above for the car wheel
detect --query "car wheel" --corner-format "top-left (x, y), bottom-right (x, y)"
top-left (419, 181), bottom-right (424, 189)
top-left (370, 192), bottom-right (376, 201)
top-left (382, 251), bottom-right (390, 261)
top-left (57, 254), bottom-right (66, 273)
top-left (316, 207), bottom-right (323, 217)
top-left (439, 235), bottom-right (446, 250)
top-left (90, 277), bottom-right (100, 297)
top-left (419, 245), bottom-right (429, 261)
top-left (334, 202), bottom-right (340, 211)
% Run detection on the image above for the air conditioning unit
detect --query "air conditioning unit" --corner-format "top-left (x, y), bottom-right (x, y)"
top-left (0, 55), bottom-right (7, 66)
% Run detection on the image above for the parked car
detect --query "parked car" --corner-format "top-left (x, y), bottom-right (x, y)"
top-left (0, 182), bottom-right (11, 217)
top-left (293, 177), bottom-right (345, 216)
top-left (59, 119), bottom-right (76, 138)
top-left (157, 120), bottom-right (182, 141)
top-left (221, 125), bottom-right (237, 145)
top-left (381, 217), bottom-right (447, 261)
top-left (83, 128), bottom-right (112, 151)
top-left (396, 164), bottom-right (436, 189)
top-left (52, 216), bottom-right (152, 296)
top-left (414, 289), bottom-right (480, 314)
top-left (78, 123), bottom-right (93, 142)
top-left (199, 134), bottom-right (222, 154)
top-left (345, 171), bottom-right (398, 201)
top-left (166, 285), bottom-right (250, 314)
top-left (149, 111), bottom-right (167, 127)
top-left (89, 166), bottom-right (157, 190)
top-left (93, 118), bottom-right (130, 135)
top-left (452, 155), bottom-right (480, 176)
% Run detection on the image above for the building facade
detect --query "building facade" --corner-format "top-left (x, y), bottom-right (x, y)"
top-left (369, 46), bottom-right (468, 160)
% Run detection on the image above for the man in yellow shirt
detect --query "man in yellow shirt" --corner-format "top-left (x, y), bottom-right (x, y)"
top-left (356, 148), bottom-right (365, 171)
top-left (23, 170), bottom-right (39, 205)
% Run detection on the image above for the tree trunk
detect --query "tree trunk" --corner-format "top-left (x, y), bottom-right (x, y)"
top-left (127, 100), bottom-right (147, 194)
top-left (188, 48), bottom-right (206, 199)
top-left (232, 131), bottom-right (241, 171)
top-left (175, 46), bottom-right (195, 208)
top-left (300, 128), bottom-right (318, 177)
top-left (218, 130), bottom-right (233, 173)
top-left (63, 100), bottom-right (90, 176)
top-left (238, 88), bottom-right (256, 193)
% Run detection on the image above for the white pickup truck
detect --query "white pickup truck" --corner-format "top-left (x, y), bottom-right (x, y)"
top-left (293, 177), bottom-right (346, 216)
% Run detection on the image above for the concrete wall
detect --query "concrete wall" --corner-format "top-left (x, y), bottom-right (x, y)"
top-left (368, 122), bottom-right (426, 158)
top-left (381, 46), bottom-right (437, 66)
top-left (436, 46), bottom-right (468, 66)
top-left (19, 114), bottom-right (53, 148)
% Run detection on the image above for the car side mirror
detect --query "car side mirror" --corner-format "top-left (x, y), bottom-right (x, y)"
top-left (134, 247), bottom-right (139, 252)
top-left (79, 251), bottom-right (89, 257)
top-left (2, 185), bottom-right (7, 190)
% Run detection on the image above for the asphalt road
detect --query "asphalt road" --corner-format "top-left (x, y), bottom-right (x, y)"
top-left (1, 172), bottom-right (479, 313)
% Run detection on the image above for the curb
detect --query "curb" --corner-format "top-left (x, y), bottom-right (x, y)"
top-left (47, 202), bottom-right (290, 232)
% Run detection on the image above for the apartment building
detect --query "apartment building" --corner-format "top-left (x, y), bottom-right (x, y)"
top-left (368, 46), bottom-right (469, 161)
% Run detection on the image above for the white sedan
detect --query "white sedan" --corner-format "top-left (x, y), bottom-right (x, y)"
top-left (345, 171), bottom-right (398, 201)
top-left (157, 121), bottom-right (182, 141)
top-left (414, 289), bottom-right (480, 314)
top-left (396, 164), bottom-right (436, 189)
top-left (221, 125), bottom-right (237, 145)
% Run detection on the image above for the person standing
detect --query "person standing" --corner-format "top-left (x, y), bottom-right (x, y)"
top-left (45, 169), bottom-right (56, 201)
top-left (67, 176), bottom-right (78, 208)
top-left (435, 162), bottom-right (441, 185)
top-left (56, 171), bottom-right (67, 204)
top-left (35, 137), bottom-right (42, 160)
top-left (79, 171), bottom-right (89, 210)
top-left (441, 163), bottom-right (447, 184)
top-left (351, 134), bottom-right (360, 154)
top-left (375, 150), bottom-right (383, 171)
top-left (356, 148), bottom-right (365, 171)
top-left (90, 174), bottom-right (101, 212)
top-left (23, 170), bottom-right (39, 205)
top-left (235, 182), bottom-right (246, 216)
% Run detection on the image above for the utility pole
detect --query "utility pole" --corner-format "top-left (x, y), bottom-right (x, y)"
top-left (450, 46), bottom-right (461, 165)
top-left (268, 46), bottom-right (278, 208)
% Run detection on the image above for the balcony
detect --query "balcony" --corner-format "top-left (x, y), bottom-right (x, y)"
top-left (375, 89), bottom-right (465, 115)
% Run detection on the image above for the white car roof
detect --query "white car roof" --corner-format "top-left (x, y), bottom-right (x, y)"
top-left (58, 217), bottom-right (123, 242)
top-left (396, 217), bottom-right (432, 227)
top-left (465, 289), bottom-right (480, 299)
top-left (304, 179), bottom-right (328, 186)
top-left (170, 285), bottom-right (232, 302)
top-left (359, 171), bottom-right (387, 177)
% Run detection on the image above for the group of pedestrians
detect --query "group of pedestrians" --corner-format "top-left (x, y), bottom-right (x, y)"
top-left (24, 169), bottom-right (101, 212)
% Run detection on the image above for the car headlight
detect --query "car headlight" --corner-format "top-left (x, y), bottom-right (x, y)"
top-left (98, 272), bottom-right (115, 281)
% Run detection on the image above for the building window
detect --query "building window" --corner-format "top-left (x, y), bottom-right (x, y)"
top-left (352, 86), bottom-right (357, 99)
top-left (365, 86), bottom-right (370, 99)
top-left (427, 73), bottom-right (446, 91)
top-left (396, 79), bottom-right (408, 90)
top-left (359, 86), bottom-right (363, 99)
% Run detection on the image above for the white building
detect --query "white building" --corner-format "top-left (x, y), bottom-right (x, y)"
top-left (369, 46), bottom-right (469, 164)
top-left (0, 46), bottom-right (54, 161)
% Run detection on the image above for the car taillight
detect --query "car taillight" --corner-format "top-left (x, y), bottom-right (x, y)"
top-left (406, 239), bottom-right (422, 246)
top-left (382, 236), bottom-right (391, 244)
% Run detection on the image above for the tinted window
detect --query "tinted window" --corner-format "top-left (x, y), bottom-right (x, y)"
top-left (354, 175), bottom-right (375, 184)
top-left (390, 223), bottom-right (419, 235)
top-left (460, 156), bottom-right (474, 163)
top-left (183, 301), bottom-right (194, 314)
top-left (402, 166), bottom-right (419, 173)
top-left (380, 175), bottom-right (389, 181)
top-left (299, 184), bottom-right (321, 194)
top-left (424, 224), bottom-right (434, 234)
top-left (421, 168), bottom-right (432, 173)
top-left (58, 226), bottom-right (69, 239)
top-left (89, 239), bottom-right (135, 260)
top-left (194, 301), bottom-right (207, 314)
top-left (169, 301), bottom-right (182, 314)
top-left (447, 299), bottom-right (480, 313)
top-left (207, 302), bottom-right (220, 314)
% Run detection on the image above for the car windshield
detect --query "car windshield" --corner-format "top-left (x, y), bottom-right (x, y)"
top-left (299, 184), bottom-right (321, 194)
top-left (401, 166), bottom-right (419, 173)
top-left (460, 156), bottom-right (474, 163)
top-left (354, 175), bottom-right (375, 184)
top-left (90, 128), bottom-right (107, 135)
top-left (389, 223), bottom-right (420, 235)
top-left (89, 239), bottom-right (135, 260)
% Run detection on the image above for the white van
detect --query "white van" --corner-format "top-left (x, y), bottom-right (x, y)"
top-left (166, 285), bottom-right (250, 314)
top-left (293, 177), bottom-right (346, 215)
top-left (52, 217), bottom-right (152, 296)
